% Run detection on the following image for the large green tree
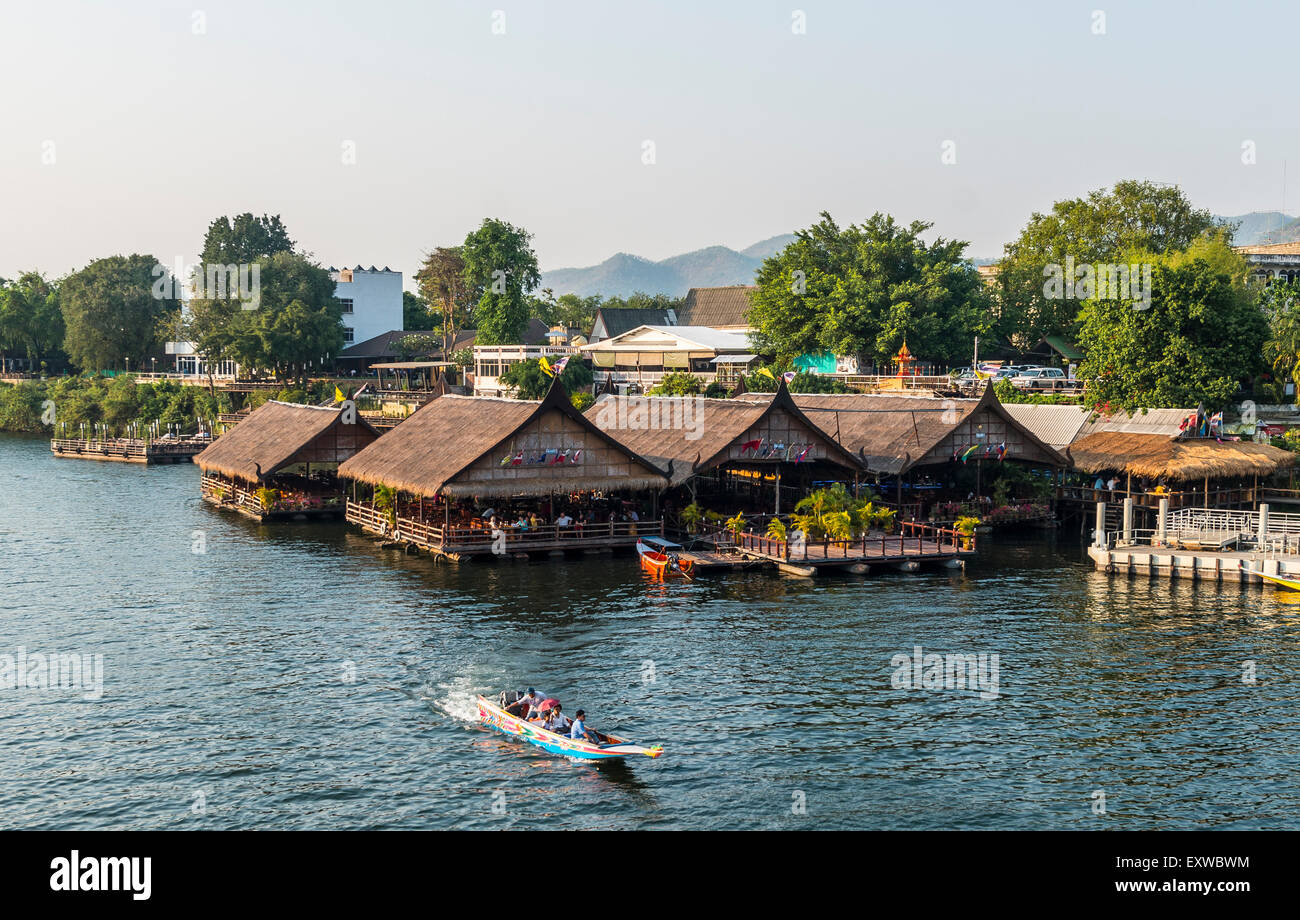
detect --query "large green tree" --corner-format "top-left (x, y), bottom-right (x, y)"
top-left (1077, 257), bottom-right (1266, 411)
top-left (996, 180), bottom-right (1218, 345)
top-left (0, 272), bottom-right (64, 370)
top-left (748, 211), bottom-right (990, 366)
top-left (60, 255), bottom-right (178, 371)
top-left (1263, 279), bottom-right (1300, 400)
top-left (186, 251), bottom-right (343, 382)
top-left (200, 213), bottom-right (294, 264)
top-left (414, 246), bottom-right (472, 350)
top-left (403, 291), bottom-right (433, 330)
top-left (460, 219), bottom-right (541, 345)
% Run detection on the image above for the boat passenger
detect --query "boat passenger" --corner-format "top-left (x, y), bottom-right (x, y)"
top-left (543, 703), bottom-right (572, 733)
top-left (570, 709), bottom-right (596, 743)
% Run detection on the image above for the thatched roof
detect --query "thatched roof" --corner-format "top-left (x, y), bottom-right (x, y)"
top-left (742, 383), bottom-right (1068, 473)
top-left (585, 383), bottom-right (863, 487)
top-left (1067, 431), bottom-right (1296, 481)
top-left (337, 380), bottom-right (668, 497)
top-left (195, 400), bottom-right (379, 483)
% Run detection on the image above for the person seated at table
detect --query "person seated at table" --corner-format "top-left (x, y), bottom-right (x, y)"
top-left (515, 514), bottom-right (529, 530)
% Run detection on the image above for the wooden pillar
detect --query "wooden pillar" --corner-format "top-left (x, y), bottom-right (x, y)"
top-left (775, 469), bottom-right (781, 516)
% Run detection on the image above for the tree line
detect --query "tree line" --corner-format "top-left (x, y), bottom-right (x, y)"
top-left (746, 180), bottom-right (1288, 411)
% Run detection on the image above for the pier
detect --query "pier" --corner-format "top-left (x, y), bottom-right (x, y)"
top-left (51, 436), bottom-right (211, 464)
top-left (1087, 501), bottom-right (1300, 584)
top-left (702, 521), bottom-right (975, 576)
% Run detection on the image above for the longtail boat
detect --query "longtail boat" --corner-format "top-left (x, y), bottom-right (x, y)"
top-left (476, 695), bottom-right (664, 761)
top-left (1249, 568), bottom-right (1300, 591)
top-left (636, 536), bottom-right (694, 578)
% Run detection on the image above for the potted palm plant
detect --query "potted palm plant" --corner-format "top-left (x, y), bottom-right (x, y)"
top-left (954, 515), bottom-right (980, 550)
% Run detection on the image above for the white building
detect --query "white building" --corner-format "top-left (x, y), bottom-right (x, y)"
top-left (579, 324), bottom-right (755, 391)
top-left (165, 263), bottom-right (403, 378)
top-left (329, 266), bottom-right (403, 348)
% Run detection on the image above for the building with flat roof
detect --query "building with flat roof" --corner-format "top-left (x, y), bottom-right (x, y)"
top-left (328, 266), bottom-right (403, 348)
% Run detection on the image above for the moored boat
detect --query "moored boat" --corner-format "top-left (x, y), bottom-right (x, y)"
top-left (476, 695), bottom-right (663, 761)
top-left (1249, 568), bottom-right (1300, 591)
top-left (636, 536), bottom-right (694, 578)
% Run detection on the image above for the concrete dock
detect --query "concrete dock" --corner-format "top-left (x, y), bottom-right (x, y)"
top-left (1087, 500), bottom-right (1300, 585)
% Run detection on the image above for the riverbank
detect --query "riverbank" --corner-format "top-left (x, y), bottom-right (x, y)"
top-left (0, 374), bottom-right (333, 435)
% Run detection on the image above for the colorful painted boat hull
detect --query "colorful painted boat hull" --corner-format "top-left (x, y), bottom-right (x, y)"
top-left (476, 696), bottom-right (663, 761)
top-left (1251, 569), bottom-right (1300, 591)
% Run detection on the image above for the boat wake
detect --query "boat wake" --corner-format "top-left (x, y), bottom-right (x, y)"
top-left (434, 685), bottom-right (483, 725)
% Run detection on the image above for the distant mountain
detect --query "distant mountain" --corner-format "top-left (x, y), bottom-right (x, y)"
top-left (541, 234), bottom-right (795, 298)
top-left (1217, 211), bottom-right (1300, 246)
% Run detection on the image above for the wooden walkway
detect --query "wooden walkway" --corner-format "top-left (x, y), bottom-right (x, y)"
top-left (701, 522), bottom-right (975, 575)
top-left (51, 437), bottom-right (210, 464)
top-left (346, 499), bottom-right (661, 561)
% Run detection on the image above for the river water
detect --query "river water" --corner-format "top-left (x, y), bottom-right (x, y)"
top-left (1, 432), bottom-right (1298, 829)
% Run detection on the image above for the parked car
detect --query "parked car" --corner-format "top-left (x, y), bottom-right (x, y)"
top-left (1011, 367), bottom-right (1068, 389)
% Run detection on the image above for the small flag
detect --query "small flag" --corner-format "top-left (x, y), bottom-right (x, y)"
top-left (783, 370), bottom-right (797, 383)
top-left (551, 356), bottom-right (570, 376)
top-left (335, 386), bottom-right (346, 403)
top-left (756, 367), bottom-right (776, 382)
top-left (539, 357), bottom-right (554, 377)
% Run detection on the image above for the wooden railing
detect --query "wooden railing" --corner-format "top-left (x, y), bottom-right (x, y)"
top-left (52, 437), bottom-right (149, 460)
top-left (346, 499), bottom-right (661, 553)
top-left (701, 520), bottom-right (971, 560)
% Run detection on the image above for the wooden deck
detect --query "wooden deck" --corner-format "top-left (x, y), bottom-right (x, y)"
top-left (346, 499), bottom-right (661, 560)
top-left (51, 436), bottom-right (211, 464)
top-left (701, 522), bottom-right (975, 575)
top-left (201, 475), bottom-right (345, 522)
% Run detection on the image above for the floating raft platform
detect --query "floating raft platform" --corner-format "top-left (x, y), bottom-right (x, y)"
top-left (699, 522), bottom-right (975, 577)
top-left (51, 436), bottom-right (211, 465)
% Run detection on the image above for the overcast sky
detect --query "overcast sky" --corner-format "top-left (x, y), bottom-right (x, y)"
top-left (1, 0), bottom-right (1294, 283)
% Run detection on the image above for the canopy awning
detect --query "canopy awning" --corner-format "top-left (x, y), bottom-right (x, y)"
top-left (710, 354), bottom-right (758, 364)
top-left (371, 361), bottom-right (455, 370)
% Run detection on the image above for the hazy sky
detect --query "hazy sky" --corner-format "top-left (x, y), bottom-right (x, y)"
top-left (1, 0), bottom-right (1294, 284)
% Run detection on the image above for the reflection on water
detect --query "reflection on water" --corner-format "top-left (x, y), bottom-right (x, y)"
top-left (1, 432), bottom-right (1298, 829)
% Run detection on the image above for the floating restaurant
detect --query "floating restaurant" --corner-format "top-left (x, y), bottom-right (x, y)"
top-left (739, 385), bottom-right (1069, 521)
top-left (586, 383), bottom-right (981, 575)
top-left (338, 381), bottom-right (669, 560)
top-left (195, 400), bottom-right (380, 521)
top-left (586, 382), bottom-right (864, 511)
